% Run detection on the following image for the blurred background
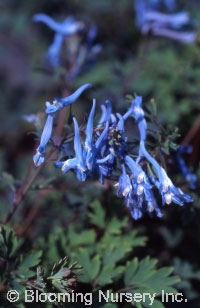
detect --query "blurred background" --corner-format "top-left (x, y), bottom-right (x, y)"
top-left (0, 0), bottom-right (200, 307)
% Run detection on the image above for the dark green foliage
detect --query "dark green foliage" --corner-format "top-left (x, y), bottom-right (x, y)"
top-left (0, 214), bottom-right (179, 307)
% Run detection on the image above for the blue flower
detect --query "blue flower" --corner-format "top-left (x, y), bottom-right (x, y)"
top-left (116, 164), bottom-right (132, 198)
top-left (84, 99), bottom-right (96, 170)
top-left (55, 117), bottom-right (87, 181)
top-left (33, 14), bottom-right (84, 67)
top-left (33, 84), bottom-right (91, 167)
top-left (151, 171), bottom-right (193, 206)
top-left (133, 0), bottom-right (196, 43)
top-left (33, 14), bottom-right (83, 36)
top-left (46, 32), bottom-right (64, 67)
top-left (124, 155), bottom-right (163, 219)
top-left (98, 105), bottom-right (107, 127)
top-left (97, 101), bottom-right (112, 126)
top-left (45, 84), bottom-right (92, 114)
top-left (33, 114), bottom-right (54, 166)
top-left (128, 96), bottom-right (147, 141)
top-left (131, 97), bottom-right (194, 208)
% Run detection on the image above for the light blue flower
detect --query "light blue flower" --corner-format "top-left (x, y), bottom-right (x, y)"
top-left (33, 114), bottom-right (54, 166)
top-left (33, 14), bottom-right (84, 67)
top-left (46, 84), bottom-right (92, 114)
top-left (55, 117), bottom-right (87, 181)
top-left (116, 164), bottom-right (132, 198)
top-left (47, 32), bottom-right (64, 67)
top-left (33, 14), bottom-right (83, 35)
top-left (133, 0), bottom-right (196, 43)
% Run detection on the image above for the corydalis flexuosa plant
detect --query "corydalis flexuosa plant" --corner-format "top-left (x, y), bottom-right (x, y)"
top-left (33, 84), bottom-right (193, 220)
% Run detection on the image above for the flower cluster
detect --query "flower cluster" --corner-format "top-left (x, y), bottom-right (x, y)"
top-left (33, 84), bottom-right (194, 220)
top-left (33, 14), bottom-right (101, 76)
top-left (133, 0), bottom-right (196, 43)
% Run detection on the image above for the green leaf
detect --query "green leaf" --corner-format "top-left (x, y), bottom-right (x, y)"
top-left (77, 249), bottom-right (101, 282)
top-left (89, 200), bottom-right (106, 228)
top-left (0, 226), bottom-right (20, 259)
top-left (19, 251), bottom-right (42, 268)
top-left (124, 257), bottom-right (180, 296)
top-left (124, 258), bottom-right (139, 285)
top-left (107, 217), bottom-right (128, 234)
top-left (17, 251), bottom-right (42, 279)
top-left (96, 264), bottom-right (124, 286)
top-left (102, 242), bottom-right (131, 265)
top-left (68, 227), bottom-right (96, 247)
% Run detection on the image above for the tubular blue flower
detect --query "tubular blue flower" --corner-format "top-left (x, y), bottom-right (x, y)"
top-left (97, 105), bottom-right (107, 127)
top-left (97, 101), bottom-right (112, 126)
top-left (133, 0), bottom-right (196, 43)
top-left (33, 114), bottom-right (54, 166)
top-left (33, 14), bottom-right (84, 35)
top-left (151, 170), bottom-right (194, 206)
top-left (47, 32), bottom-right (64, 67)
top-left (137, 116), bottom-right (194, 207)
top-left (95, 121), bottom-right (109, 150)
top-left (144, 187), bottom-right (163, 217)
top-left (84, 99), bottom-right (96, 153)
top-left (129, 96), bottom-right (147, 141)
top-left (96, 152), bottom-right (115, 164)
top-left (56, 117), bottom-right (87, 181)
top-left (116, 164), bottom-right (132, 198)
top-left (110, 114), bottom-right (117, 124)
top-left (124, 155), bottom-right (163, 218)
top-left (33, 15), bottom-right (84, 67)
top-left (83, 98), bottom-right (96, 171)
top-left (46, 84), bottom-right (92, 114)
top-left (116, 113), bottom-right (125, 133)
top-left (152, 28), bottom-right (196, 44)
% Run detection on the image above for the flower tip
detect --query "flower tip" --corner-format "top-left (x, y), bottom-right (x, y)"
top-left (32, 13), bottom-right (44, 22)
top-left (33, 153), bottom-right (44, 167)
top-left (84, 83), bottom-right (92, 90)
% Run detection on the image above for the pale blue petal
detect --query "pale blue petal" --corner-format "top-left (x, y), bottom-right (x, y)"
top-left (40, 115), bottom-right (54, 148)
top-left (98, 105), bottom-right (107, 126)
top-left (85, 99), bottom-right (96, 151)
top-left (55, 84), bottom-right (92, 107)
top-left (47, 32), bottom-right (64, 66)
top-left (116, 113), bottom-right (125, 132)
top-left (61, 158), bottom-right (78, 173)
top-left (73, 117), bottom-right (83, 164)
top-left (33, 14), bottom-right (79, 35)
top-left (95, 121), bottom-right (109, 149)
